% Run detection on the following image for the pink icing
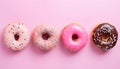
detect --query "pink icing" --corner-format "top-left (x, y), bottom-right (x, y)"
top-left (61, 24), bottom-right (88, 52)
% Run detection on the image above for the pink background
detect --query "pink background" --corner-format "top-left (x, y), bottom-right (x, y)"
top-left (0, 0), bottom-right (120, 69)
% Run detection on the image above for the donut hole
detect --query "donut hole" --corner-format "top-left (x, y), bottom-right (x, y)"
top-left (14, 33), bottom-right (20, 41)
top-left (72, 34), bottom-right (79, 41)
top-left (42, 33), bottom-right (50, 40)
top-left (102, 33), bottom-right (110, 42)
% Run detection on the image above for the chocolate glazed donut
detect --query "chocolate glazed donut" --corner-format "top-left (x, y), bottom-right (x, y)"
top-left (92, 23), bottom-right (118, 51)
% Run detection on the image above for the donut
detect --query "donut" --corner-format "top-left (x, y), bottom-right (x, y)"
top-left (32, 24), bottom-right (58, 50)
top-left (61, 23), bottom-right (88, 52)
top-left (3, 22), bottom-right (30, 51)
top-left (92, 23), bottom-right (118, 51)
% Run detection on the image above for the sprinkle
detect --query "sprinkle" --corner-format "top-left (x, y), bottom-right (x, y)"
top-left (12, 43), bottom-right (14, 45)
top-left (12, 32), bottom-right (14, 34)
top-left (18, 23), bottom-right (21, 25)
top-left (11, 28), bottom-right (13, 30)
top-left (15, 47), bottom-right (18, 49)
top-left (18, 26), bottom-right (20, 29)
top-left (13, 25), bottom-right (15, 28)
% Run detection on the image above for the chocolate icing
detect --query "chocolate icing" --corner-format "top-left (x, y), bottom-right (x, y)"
top-left (92, 23), bottom-right (118, 51)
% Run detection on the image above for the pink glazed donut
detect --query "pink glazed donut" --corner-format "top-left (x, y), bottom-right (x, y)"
top-left (3, 22), bottom-right (30, 51)
top-left (61, 23), bottom-right (88, 52)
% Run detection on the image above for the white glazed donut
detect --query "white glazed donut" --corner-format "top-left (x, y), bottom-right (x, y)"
top-left (32, 24), bottom-right (58, 50)
top-left (3, 22), bottom-right (30, 51)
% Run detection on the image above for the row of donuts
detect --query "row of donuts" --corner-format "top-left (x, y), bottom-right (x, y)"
top-left (3, 22), bottom-right (118, 52)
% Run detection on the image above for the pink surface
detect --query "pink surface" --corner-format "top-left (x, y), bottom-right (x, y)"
top-left (0, 0), bottom-right (120, 69)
